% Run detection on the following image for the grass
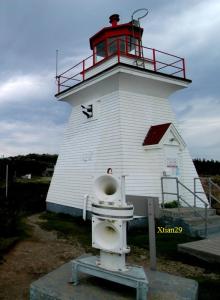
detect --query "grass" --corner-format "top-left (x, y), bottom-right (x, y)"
top-left (15, 176), bottom-right (51, 184)
top-left (128, 226), bottom-right (199, 260)
top-left (38, 212), bottom-right (220, 299)
top-left (39, 212), bottom-right (93, 251)
top-left (0, 237), bottom-right (19, 260)
top-left (193, 276), bottom-right (220, 300)
top-left (0, 217), bottom-right (30, 262)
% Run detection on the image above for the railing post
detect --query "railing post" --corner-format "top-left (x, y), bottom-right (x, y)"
top-left (161, 177), bottom-right (165, 209)
top-left (176, 178), bottom-right (180, 212)
top-left (139, 40), bottom-right (142, 58)
top-left (153, 49), bottom-right (156, 72)
top-left (82, 60), bottom-right (85, 81)
top-left (125, 36), bottom-right (128, 55)
top-left (205, 203), bottom-right (208, 238)
top-left (208, 178), bottom-right (212, 207)
top-left (193, 178), bottom-right (196, 208)
top-left (117, 39), bottom-right (120, 63)
top-left (182, 58), bottom-right (186, 79)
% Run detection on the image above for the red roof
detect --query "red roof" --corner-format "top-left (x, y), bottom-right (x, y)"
top-left (89, 17), bottom-right (143, 50)
top-left (143, 123), bottom-right (171, 146)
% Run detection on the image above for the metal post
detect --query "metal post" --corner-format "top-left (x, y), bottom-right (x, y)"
top-left (117, 39), bottom-right (120, 63)
top-left (161, 177), bottom-right (165, 209)
top-left (204, 203), bottom-right (208, 238)
top-left (208, 178), bottom-right (212, 207)
top-left (152, 49), bottom-right (156, 71)
top-left (57, 76), bottom-right (60, 93)
top-left (182, 58), bottom-right (186, 79)
top-left (148, 197), bottom-right (156, 270)
top-left (176, 177), bottom-right (180, 212)
top-left (121, 175), bottom-right (126, 205)
top-left (5, 164), bottom-right (8, 199)
top-left (82, 60), bottom-right (85, 81)
top-left (55, 49), bottom-right (58, 78)
top-left (125, 35), bottom-right (128, 55)
top-left (193, 178), bottom-right (196, 207)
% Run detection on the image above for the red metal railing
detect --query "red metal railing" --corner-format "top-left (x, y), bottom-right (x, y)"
top-left (56, 38), bottom-right (186, 93)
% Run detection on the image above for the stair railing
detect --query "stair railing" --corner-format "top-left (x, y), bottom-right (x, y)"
top-left (161, 176), bottom-right (208, 237)
top-left (194, 177), bottom-right (220, 208)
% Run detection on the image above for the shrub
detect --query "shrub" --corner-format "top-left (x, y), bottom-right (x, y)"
top-left (163, 200), bottom-right (179, 208)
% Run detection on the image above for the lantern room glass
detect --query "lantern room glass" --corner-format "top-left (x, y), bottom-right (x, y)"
top-left (94, 36), bottom-right (141, 62)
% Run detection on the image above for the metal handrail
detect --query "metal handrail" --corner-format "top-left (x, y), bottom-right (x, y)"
top-left (56, 38), bottom-right (186, 93)
top-left (194, 177), bottom-right (220, 207)
top-left (161, 176), bottom-right (208, 237)
top-left (179, 195), bottom-right (208, 237)
top-left (178, 179), bottom-right (207, 204)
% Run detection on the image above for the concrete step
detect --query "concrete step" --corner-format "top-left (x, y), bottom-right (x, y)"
top-left (191, 223), bottom-right (220, 237)
top-left (178, 236), bottom-right (220, 263)
top-left (182, 215), bottom-right (220, 226)
top-left (159, 208), bottom-right (219, 238)
top-left (160, 208), bottom-right (216, 218)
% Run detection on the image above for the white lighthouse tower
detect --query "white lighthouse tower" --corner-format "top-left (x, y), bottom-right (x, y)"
top-left (46, 14), bottom-right (207, 217)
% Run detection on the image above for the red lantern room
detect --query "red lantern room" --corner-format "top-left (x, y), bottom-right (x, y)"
top-left (56, 14), bottom-right (187, 94)
top-left (89, 14), bottom-right (143, 62)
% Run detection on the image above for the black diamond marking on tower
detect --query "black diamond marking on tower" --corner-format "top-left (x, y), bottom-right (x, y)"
top-left (81, 104), bottom-right (93, 118)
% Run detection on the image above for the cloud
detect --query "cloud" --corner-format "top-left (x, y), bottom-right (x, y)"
top-left (143, 0), bottom-right (220, 56)
top-left (0, 74), bottom-right (53, 105)
top-left (0, 119), bottom-right (65, 157)
top-left (0, 0), bottom-right (219, 161)
top-left (175, 97), bottom-right (220, 159)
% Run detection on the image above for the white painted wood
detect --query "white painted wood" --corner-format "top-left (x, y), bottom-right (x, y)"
top-left (46, 64), bottom-right (207, 213)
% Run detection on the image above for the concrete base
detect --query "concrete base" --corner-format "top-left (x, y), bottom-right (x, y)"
top-left (30, 259), bottom-right (198, 300)
top-left (72, 256), bottom-right (148, 300)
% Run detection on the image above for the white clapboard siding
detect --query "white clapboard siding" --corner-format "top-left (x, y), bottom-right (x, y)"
top-left (46, 90), bottom-right (124, 210)
top-left (47, 65), bottom-right (207, 213)
top-left (118, 90), bottom-right (174, 198)
top-left (117, 90), bottom-right (206, 206)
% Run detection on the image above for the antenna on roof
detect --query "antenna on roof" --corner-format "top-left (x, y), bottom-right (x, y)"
top-left (131, 8), bottom-right (149, 26)
top-left (55, 49), bottom-right (59, 79)
top-left (131, 8), bottom-right (149, 68)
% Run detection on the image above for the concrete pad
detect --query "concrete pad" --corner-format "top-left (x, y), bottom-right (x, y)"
top-left (178, 236), bottom-right (220, 263)
top-left (30, 260), bottom-right (198, 300)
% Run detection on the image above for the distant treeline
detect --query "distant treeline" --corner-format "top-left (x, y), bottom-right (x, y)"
top-left (0, 154), bottom-right (219, 179)
top-left (0, 153), bottom-right (58, 180)
top-left (0, 154), bottom-right (58, 256)
top-left (193, 159), bottom-right (220, 176)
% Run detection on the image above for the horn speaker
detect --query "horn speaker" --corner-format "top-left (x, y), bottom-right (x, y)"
top-left (91, 174), bottom-right (133, 271)
top-left (94, 174), bottom-right (121, 203)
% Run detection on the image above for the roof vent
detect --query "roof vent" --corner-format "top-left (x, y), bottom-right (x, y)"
top-left (109, 14), bottom-right (120, 27)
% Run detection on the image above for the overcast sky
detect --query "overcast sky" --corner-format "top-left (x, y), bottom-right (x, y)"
top-left (0, 0), bottom-right (219, 160)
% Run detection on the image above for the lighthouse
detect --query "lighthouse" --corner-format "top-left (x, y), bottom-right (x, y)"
top-left (46, 14), bottom-right (207, 217)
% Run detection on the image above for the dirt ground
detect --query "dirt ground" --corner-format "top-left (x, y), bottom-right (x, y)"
top-left (0, 215), bottom-right (85, 300)
top-left (0, 214), bottom-right (219, 300)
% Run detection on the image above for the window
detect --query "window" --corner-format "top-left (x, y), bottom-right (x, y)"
top-left (96, 41), bottom-right (106, 58)
top-left (108, 36), bottom-right (126, 55)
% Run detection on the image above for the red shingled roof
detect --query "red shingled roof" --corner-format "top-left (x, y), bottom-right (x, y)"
top-left (143, 123), bottom-right (171, 146)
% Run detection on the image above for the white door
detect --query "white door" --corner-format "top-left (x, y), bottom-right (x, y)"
top-left (163, 145), bottom-right (182, 202)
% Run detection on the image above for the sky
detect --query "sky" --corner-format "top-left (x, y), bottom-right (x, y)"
top-left (0, 0), bottom-right (219, 160)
